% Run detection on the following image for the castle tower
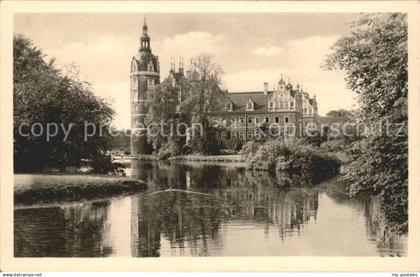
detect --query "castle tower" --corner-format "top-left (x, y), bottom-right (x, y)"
top-left (130, 17), bottom-right (160, 155)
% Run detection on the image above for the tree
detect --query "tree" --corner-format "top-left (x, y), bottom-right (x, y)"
top-left (146, 53), bottom-right (227, 156)
top-left (181, 54), bottom-right (228, 154)
top-left (323, 14), bottom-right (408, 234)
top-left (13, 34), bottom-right (114, 171)
top-left (326, 109), bottom-right (353, 118)
top-left (145, 77), bottom-right (186, 150)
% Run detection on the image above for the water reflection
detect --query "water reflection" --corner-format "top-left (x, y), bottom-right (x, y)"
top-left (14, 161), bottom-right (406, 257)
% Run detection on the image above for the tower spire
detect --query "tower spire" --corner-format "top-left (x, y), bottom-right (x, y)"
top-left (140, 15), bottom-right (150, 52)
top-left (142, 15), bottom-right (148, 35)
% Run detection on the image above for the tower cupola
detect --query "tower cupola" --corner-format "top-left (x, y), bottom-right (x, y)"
top-left (140, 16), bottom-right (151, 52)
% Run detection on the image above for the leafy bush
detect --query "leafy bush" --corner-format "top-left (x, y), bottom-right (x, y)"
top-left (275, 144), bottom-right (341, 184)
top-left (188, 123), bottom-right (221, 155)
top-left (222, 138), bottom-right (244, 152)
top-left (91, 155), bottom-right (120, 175)
top-left (157, 140), bottom-right (182, 160)
top-left (246, 140), bottom-right (291, 173)
top-left (247, 140), bottom-right (341, 184)
top-left (320, 139), bottom-right (345, 152)
top-left (239, 141), bottom-right (262, 157)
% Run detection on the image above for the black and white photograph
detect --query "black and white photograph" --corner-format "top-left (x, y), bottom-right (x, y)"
top-left (1, 0), bottom-right (420, 273)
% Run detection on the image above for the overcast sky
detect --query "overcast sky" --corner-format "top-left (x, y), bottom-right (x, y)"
top-left (14, 13), bottom-right (362, 129)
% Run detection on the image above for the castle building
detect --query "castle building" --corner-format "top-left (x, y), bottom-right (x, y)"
top-left (130, 19), bottom-right (160, 155)
top-left (129, 20), bottom-right (318, 155)
top-left (208, 79), bottom-right (318, 141)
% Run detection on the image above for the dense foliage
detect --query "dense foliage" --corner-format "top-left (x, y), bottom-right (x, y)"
top-left (246, 140), bottom-right (341, 185)
top-left (146, 53), bottom-right (226, 157)
top-left (157, 139), bottom-right (182, 160)
top-left (324, 14), bottom-right (408, 234)
top-left (146, 78), bottom-right (186, 150)
top-left (110, 129), bottom-right (131, 155)
top-left (13, 34), bottom-right (114, 171)
top-left (239, 141), bottom-right (262, 157)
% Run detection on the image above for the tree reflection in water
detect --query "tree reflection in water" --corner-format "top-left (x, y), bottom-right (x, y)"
top-left (129, 161), bottom-right (319, 257)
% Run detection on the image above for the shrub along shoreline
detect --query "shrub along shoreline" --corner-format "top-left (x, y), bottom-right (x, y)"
top-left (243, 140), bottom-right (342, 186)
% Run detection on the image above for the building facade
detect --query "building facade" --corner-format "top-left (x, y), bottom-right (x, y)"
top-left (130, 21), bottom-right (319, 155)
top-left (208, 79), bottom-right (318, 142)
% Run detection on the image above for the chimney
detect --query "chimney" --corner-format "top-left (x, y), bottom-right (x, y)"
top-left (263, 82), bottom-right (268, 95)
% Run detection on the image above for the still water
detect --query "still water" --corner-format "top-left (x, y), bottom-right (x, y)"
top-left (14, 161), bottom-right (407, 257)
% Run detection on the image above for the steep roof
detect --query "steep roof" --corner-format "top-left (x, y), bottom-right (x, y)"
top-left (134, 51), bottom-right (159, 72)
top-left (227, 91), bottom-right (270, 113)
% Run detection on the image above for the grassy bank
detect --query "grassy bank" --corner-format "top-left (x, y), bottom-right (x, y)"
top-left (169, 154), bottom-right (246, 162)
top-left (15, 174), bottom-right (147, 206)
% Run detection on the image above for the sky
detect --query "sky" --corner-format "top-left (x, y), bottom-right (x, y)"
top-left (14, 13), bottom-right (362, 129)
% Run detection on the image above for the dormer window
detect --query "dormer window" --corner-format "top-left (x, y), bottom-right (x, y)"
top-left (226, 102), bottom-right (233, 111)
top-left (246, 98), bottom-right (254, 111)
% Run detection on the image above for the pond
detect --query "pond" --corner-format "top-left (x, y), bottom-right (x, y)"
top-left (14, 160), bottom-right (407, 257)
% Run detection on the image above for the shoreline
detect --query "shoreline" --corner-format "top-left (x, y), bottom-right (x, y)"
top-left (169, 154), bottom-right (246, 162)
top-left (14, 174), bottom-right (147, 206)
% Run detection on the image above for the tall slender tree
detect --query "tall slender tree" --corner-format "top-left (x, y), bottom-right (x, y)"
top-left (323, 14), bottom-right (408, 234)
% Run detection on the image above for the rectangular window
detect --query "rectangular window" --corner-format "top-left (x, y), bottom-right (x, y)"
top-left (270, 102), bottom-right (274, 109)
top-left (239, 132), bottom-right (245, 139)
top-left (247, 132), bottom-right (253, 140)
top-left (265, 117), bottom-right (270, 123)
top-left (232, 132), bottom-right (237, 139)
top-left (280, 101), bottom-right (289, 109)
top-left (285, 117), bottom-right (289, 123)
top-left (255, 117), bottom-right (260, 124)
top-left (275, 116), bottom-right (279, 123)
top-left (248, 117), bottom-right (253, 124)
top-left (240, 117), bottom-right (244, 124)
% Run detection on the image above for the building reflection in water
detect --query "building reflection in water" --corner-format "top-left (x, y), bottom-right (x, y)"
top-left (14, 160), bottom-right (405, 257)
top-left (128, 160), bottom-right (320, 257)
